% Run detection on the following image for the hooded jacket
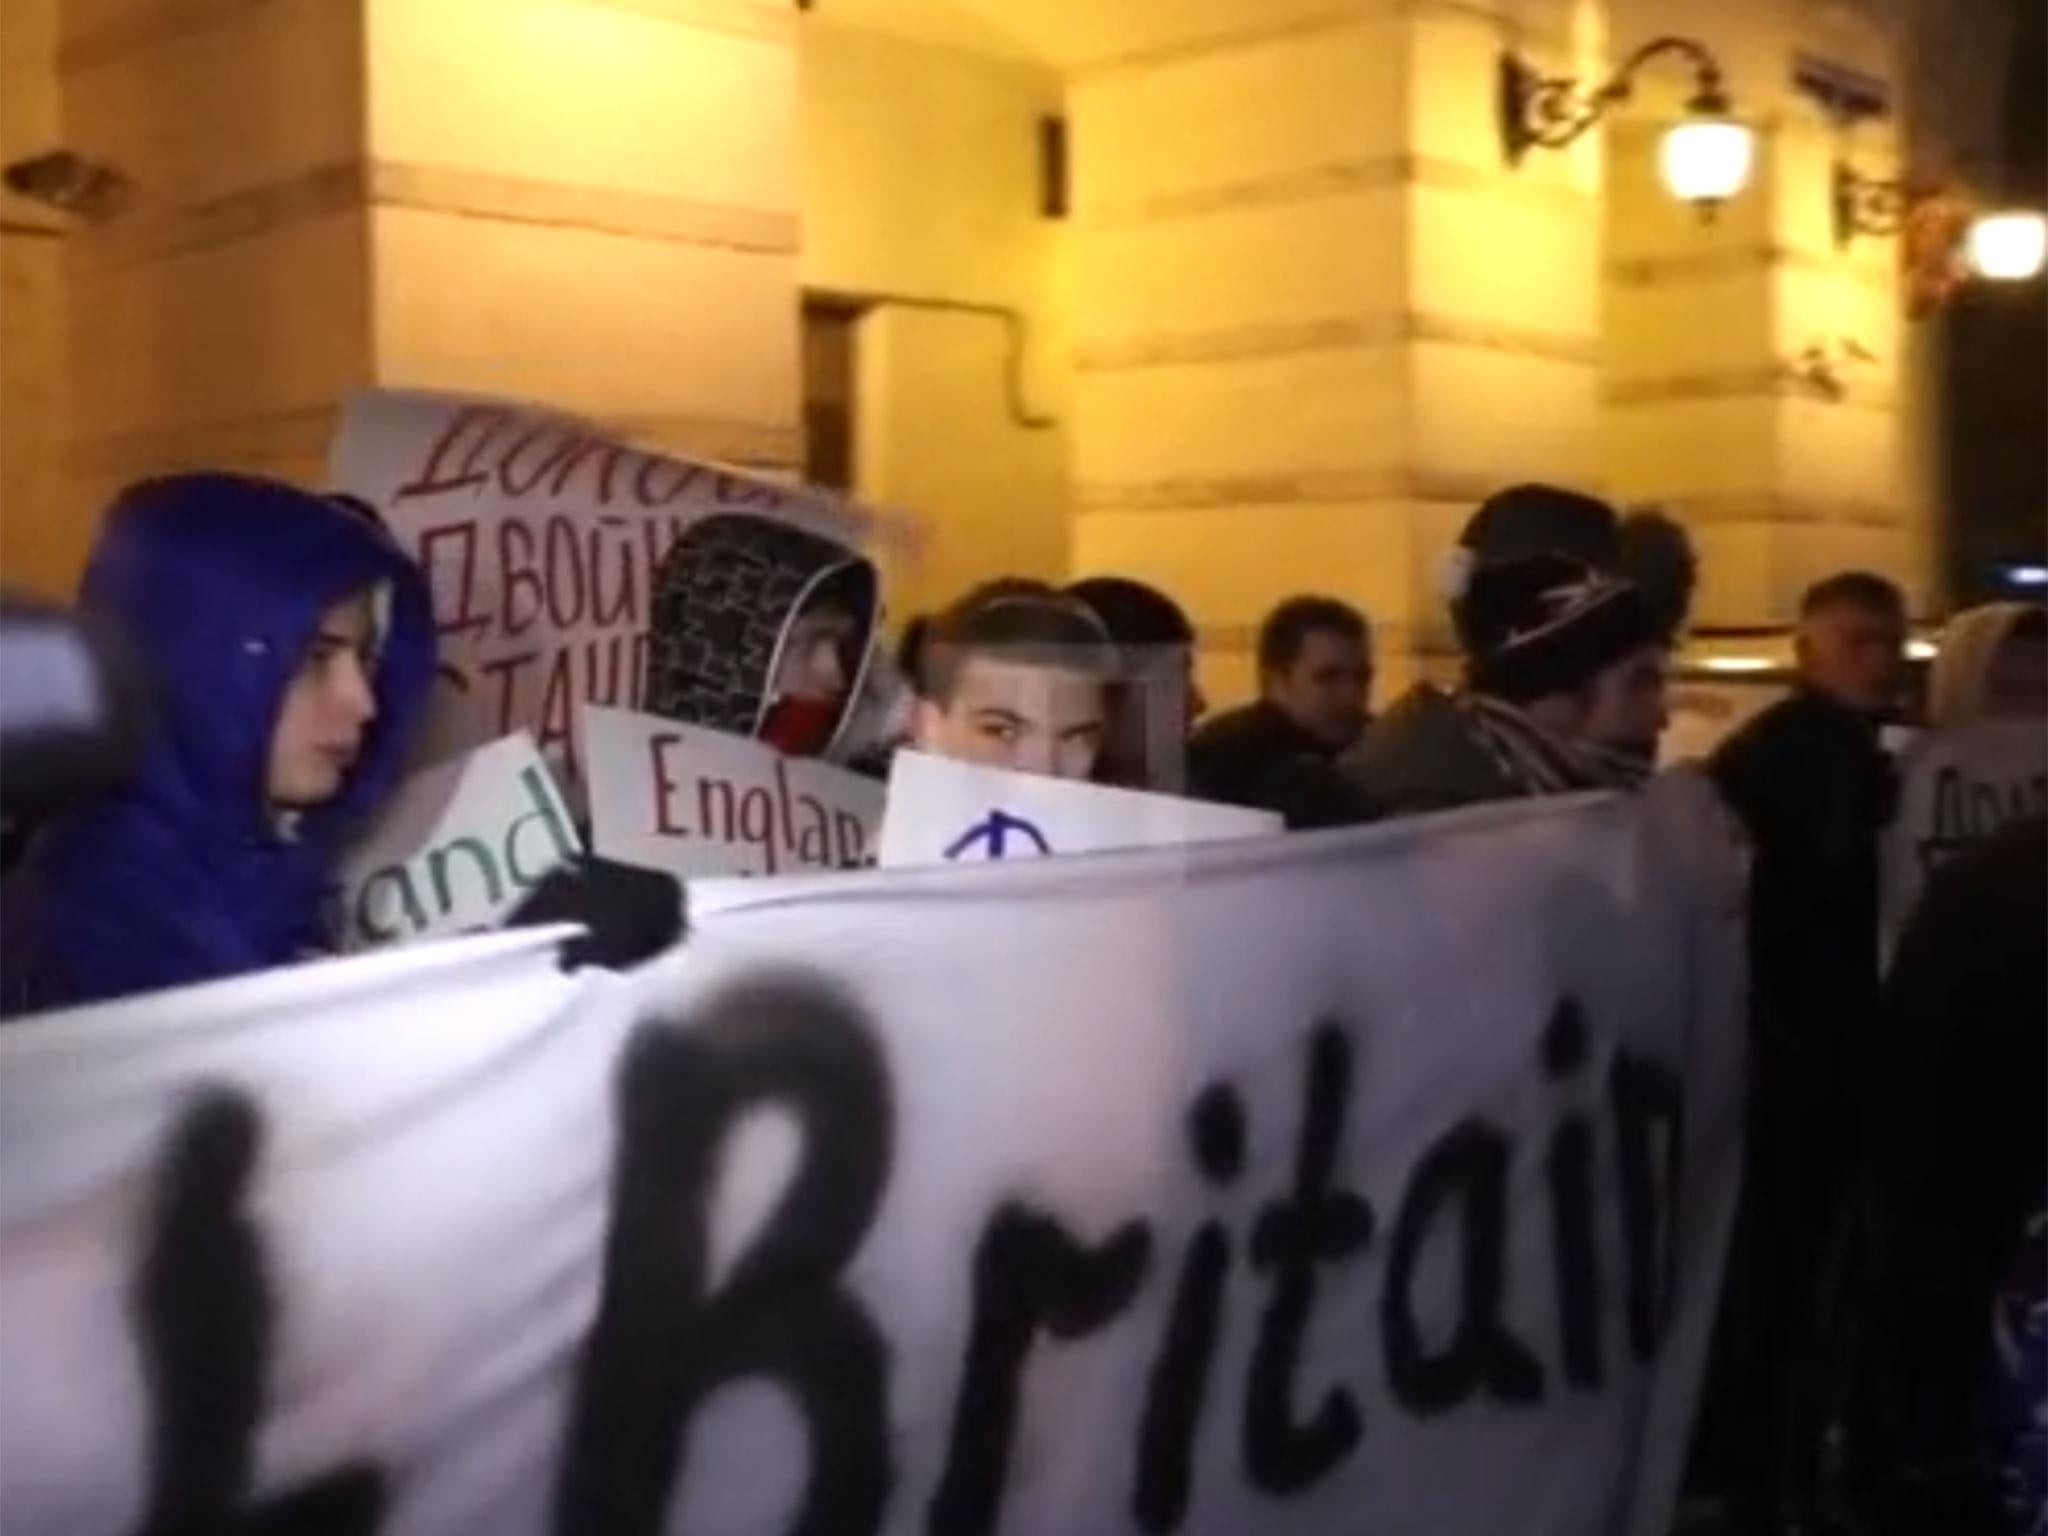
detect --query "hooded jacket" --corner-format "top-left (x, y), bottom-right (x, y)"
top-left (1927, 602), bottom-right (2040, 728)
top-left (1, 475), bottom-right (435, 1016)
top-left (640, 512), bottom-right (880, 758)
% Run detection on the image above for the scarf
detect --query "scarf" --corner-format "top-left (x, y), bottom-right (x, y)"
top-left (1457, 692), bottom-right (1651, 798)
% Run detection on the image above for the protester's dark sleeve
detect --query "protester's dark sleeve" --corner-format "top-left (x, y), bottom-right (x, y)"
top-left (1848, 818), bottom-right (2048, 1536)
top-left (506, 857), bottom-right (686, 972)
top-left (1710, 700), bottom-right (1890, 1058)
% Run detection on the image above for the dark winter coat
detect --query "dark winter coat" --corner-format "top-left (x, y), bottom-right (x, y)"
top-left (1185, 700), bottom-right (1372, 829)
top-left (1, 475), bottom-right (435, 1016)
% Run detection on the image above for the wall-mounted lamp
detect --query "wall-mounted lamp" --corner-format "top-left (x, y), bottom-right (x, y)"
top-left (1961, 210), bottom-right (2048, 282)
top-left (1801, 56), bottom-right (2047, 286)
top-left (1836, 168), bottom-right (2046, 282)
top-left (1499, 36), bottom-right (1754, 213)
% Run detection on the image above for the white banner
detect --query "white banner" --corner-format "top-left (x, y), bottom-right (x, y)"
top-left (0, 776), bottom-right (1746, 1536)
top-left (1881, 718), bottom-right (2048, 943)
top-left (878, 749), bottom-right (1282, 867)
top-left (328, 390), bottom-right (870, 785)
top-left (583, 704), bottom-right (882, 879)
top-left (333, 732), bottom-right (580, 950)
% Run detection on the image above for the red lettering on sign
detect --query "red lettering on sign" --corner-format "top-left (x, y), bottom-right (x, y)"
top-left (590, 517), bottom-right (639, 629)
top-left (480, 651), bottom-right (538, 737)
top-left (651, 733), bottom-right (689, 837)
top-left (581, 631), bottom-right (629, 707)
top-left (499, 422), bottom-right (576, 497)
top-left (498, 518), bottom-right (543, 639)
top-left (394, 406), bottom-right (512, 501)
top-left (416, 520), bottom-right (488, 636)
top-left (634, 453), bottom-right (706, 509)
top-left (537, 648), bottom-right (577, 778)
top-left (551, 436), bottom-right (628, 504)
top-left (544, 515), bottom-right (589, 632)
top-left (714, 470), bottom-right (786, 513)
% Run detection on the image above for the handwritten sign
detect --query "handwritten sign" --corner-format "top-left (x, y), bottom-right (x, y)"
top-left (327, 389), bottom-right (871, 787)
top-left (0, 775), bottom-right (1744, 1536)
top-left (582, 703), bottom-right (881, 879)
top-left (877, 748), bottom-right (1281, 867)
top-left (333, 732), bottom-right (580, 949)
top-left (1882, 718), bottom-right (2048, 944)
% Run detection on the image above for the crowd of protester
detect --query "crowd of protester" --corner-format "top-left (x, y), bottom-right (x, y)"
top-left (0, 464), bottom-right (2042, 1536)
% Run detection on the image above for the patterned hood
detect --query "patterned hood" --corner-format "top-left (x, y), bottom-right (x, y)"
top-left (640, 512), bottom-right (880, 755)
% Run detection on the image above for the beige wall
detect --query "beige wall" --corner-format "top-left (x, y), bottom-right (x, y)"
top-left (1068, 0), bottom-right (1600, 704)
top-left (1601, 0), bottom-right (1920, 625)
top-left (56, 0), bottom-right (374, 584)
top-left (799, 12), bottom-right (1070, 622)
top-left (366, 0), bottom-right (802, 471)
top-left (2, 0), bottom-right (71, 595)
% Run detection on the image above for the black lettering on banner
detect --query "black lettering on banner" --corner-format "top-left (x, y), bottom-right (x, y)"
top-left (1609, 1050), bottom-right (1683, 1361)
top-left (1543, 1001), bottom-right (1604, 1389)
top-left (500, 518), bottom-right (544, 639)
top-left (544, 515), bottom-right (589, 632)
top-left (1134, 1084), bottom-right (1245, 1533)
top-left (1242, 1023), bottom-right (1372, 1495)
top-left (554, 976), bottom-right (893, 1536)
top-left (1381, 1122), bottom-right (1545, 1415)
top-left (928, 1207), bottom-right (1153, 1536)
top-left (129, 1088), bottom-right (386, 1536)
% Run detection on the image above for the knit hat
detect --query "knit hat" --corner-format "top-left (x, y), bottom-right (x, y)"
top-left (1458, 553), bottom-right (1657, 703)
top-left (1458, 483), bottom-right (1623, 571)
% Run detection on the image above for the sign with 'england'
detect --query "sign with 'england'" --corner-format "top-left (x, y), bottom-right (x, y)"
top-left (334, 731), bottom-right (580, 950)
top-left (327, 390), bottom-right (872, 786)
top-left (1881, 718), bottom-right (2048, 944)
top-left (0, 775), bottom-right (1746, 1536)
top-left (582, 703), bottom-right (882, 879)
top-left (877, 749), bottom-right (1282, 868)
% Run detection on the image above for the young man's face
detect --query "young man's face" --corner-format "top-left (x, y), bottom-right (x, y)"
top-left (913, 655), bottom-right (1107, 781)
top-left (1797, 600), bottom-right (1906, 715)
top-left (775, 601), bottom-right (859, 705)
top-left (1265, 628), bottom-right (1372, 749)
top-left (1583, 644), bottom-right (1671, 756)
top-left (268, 590), bottom-right (380, 808)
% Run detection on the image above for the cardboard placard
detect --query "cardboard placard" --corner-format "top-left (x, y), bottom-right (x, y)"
top-left (328, 389), bottom-right (871, 786)
top-left (335, 732), bottom-right (579, 949)
top-left (1881, 718), bottom-right (2048, 945)
top-left (878, 748), bottom-right (1281, 867)
top-left (582, 704), bottom-right (881, 879)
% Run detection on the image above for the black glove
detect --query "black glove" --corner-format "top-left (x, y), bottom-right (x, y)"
top-left (506, 857), bottom-right (685, 972)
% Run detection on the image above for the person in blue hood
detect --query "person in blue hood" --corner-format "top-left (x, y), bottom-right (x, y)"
top-left (1, 473), bottom-right (435, 1015)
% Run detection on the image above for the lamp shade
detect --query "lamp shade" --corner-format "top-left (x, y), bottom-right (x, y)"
top-left (1964, 210), bottom-right (2047, 281)
top-left (1659, 117), bottom-right (1754, 206)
